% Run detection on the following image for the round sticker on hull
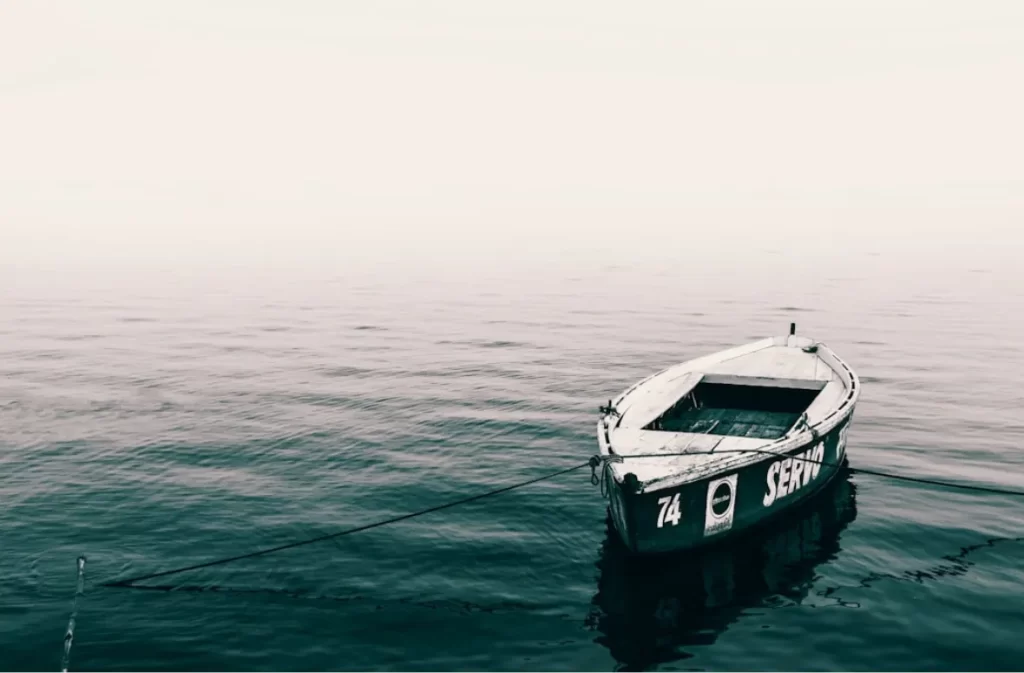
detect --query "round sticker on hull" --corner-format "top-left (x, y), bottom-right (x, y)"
top-left (710, 482), bottom-right (732, 516)
top-left (704, 474), bottom-right (737, 536)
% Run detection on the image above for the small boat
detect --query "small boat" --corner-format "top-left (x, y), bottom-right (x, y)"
top-left (594, 323), bottom-right (860, 555)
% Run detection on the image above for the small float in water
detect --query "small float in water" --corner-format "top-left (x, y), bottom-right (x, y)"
top-left (595, 323), bottom-right (860, 555)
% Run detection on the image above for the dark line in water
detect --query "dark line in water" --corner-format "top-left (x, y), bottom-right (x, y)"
top-left (813, 536), bottom-right (1024, 606)
top-left (856, 536), bottom-right (1024, 589)
top-left (101, 449), bottom-right (1024, 591)
top-left (101, 462), bottom-right (591, 588)
top-left (850, 468), bottom-right (1024, 497)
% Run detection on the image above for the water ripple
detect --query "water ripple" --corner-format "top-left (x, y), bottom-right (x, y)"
top-left (2, 262), bottom-right (1023, 671)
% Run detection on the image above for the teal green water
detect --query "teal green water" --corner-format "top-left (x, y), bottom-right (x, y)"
top-left (3, 257), bottom-right (1024, 671)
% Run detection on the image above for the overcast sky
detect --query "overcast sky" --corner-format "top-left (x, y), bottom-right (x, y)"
top-left (2, 1), bottom-right (1021, 273)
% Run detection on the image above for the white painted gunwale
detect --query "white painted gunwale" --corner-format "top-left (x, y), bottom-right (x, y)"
top-left (596, 335), bottom-right (860, 492)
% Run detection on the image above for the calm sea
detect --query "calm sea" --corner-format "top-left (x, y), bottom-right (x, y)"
top-left (3, 253), bottom-right (1023, 671)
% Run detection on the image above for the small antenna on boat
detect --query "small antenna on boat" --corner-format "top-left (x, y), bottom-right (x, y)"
top-left (790, 322), bottom-right (796, 335)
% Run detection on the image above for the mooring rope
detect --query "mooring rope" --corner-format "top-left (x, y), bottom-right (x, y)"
top-left (102, 461), bottom-right (592, 589)
top-left (97, 448), bottom-right (1024, 592)
top-left (61, 556), bottom-right (86, 673)
top-left (596, 449), bottom-right (1024, 497)
top-left (846, 467), bottom-right (1024, 497)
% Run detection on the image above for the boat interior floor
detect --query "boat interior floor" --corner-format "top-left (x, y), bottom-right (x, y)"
top-left (643, 380), bottom-right (824, 440)
top-left (652, 408), bottom-right (802, 440)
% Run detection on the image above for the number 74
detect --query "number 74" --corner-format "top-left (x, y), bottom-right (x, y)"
top-left (657, 493), bottom-right (682, 528)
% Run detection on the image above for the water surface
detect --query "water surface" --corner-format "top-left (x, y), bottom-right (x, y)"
top-left (3, 256), bottom-right (1023, 671)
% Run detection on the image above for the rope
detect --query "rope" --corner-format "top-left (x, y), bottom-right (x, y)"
top-left (848, 467), bottom-right (1024, 497)
top-left (587, 455), bottom-right (614, 498)
top-left (61, 556), bottom-right (86, 673)
top-left (100, 447), bottom-right (1024, 593)
top-left (593, 449), bottom-right (1024, 497)
top-left (102, 461), bottom-right (591, 589)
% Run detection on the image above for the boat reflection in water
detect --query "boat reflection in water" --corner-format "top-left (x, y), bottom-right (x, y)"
top-left (587, 467), bottom-right (858, 670)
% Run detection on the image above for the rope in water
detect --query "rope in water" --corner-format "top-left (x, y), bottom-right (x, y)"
top-left (61, 556), bottom-right (86, 673)
top-left (102, 461), bottom-right (592, 588)
top-left (100, 449), bottom-right (1024, 590)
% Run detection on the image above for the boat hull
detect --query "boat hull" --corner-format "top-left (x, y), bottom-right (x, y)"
top-left (592, 471), bottom-right (858, 668)
top-left (605, 412), bottom-right (854, 555)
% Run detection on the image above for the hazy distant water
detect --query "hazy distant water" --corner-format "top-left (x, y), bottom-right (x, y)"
top-left (3, 255), bottom-right (1024, 671)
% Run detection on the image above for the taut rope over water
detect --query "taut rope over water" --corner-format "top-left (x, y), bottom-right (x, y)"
top-left (97, 449), bottom-right (1024, 593)
top-left (592, 449), bottom-right (1024, 497)
top-left (101, 462), bottom-right (592, 589)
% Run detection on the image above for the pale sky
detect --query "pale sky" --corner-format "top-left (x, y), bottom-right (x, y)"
top-left (2, 1), bottom-right (1022, 272)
